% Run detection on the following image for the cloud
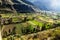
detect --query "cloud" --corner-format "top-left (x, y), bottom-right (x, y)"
top-left (28, 0), bottom-right (60, 12)
top-left (51, 0), bottom-right (60, 9)
top-left (27, 0), bottom-right (37, 2)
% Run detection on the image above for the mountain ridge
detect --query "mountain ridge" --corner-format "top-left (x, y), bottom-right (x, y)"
top-left (0, 0), bottom-right (39, 13)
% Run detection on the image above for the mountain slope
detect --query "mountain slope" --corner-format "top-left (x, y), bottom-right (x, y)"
top-left (0, 0), bottom-right (39, 13)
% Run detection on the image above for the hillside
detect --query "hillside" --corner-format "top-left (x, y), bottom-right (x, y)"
top-left (0, 12), bottom-right (60, 40)
top-left (0, 0), bottom-right (60, 40)
top-left (0, 0), bottom-right (39, 13)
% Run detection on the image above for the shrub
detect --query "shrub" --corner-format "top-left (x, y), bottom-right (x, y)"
top-left (27, 25), bottom-right (34, 33)
top-left (45, 23), bottom-right (52, 29)
top-left (21, 27), bottom-right (27, 34)
top-left (11, 27), bottom-right (16, 35)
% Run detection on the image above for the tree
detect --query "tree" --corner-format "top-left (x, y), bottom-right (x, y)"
top-left (9, 29), bottom-right (11, 33)
top-left (21, 27), bottom-right (27, 34)
top-left (12, 27), bottom-right (16, 35)
top-left (3, 31), bottom-right (7, 38)
top-left (23, 17), bottom-right (27, 22)
top-left (36, 25), bottom-right (40, 32)
top-left (41, 23), bottom-right (46, 31)
top-left (8, 18), bottom-right (12, 24)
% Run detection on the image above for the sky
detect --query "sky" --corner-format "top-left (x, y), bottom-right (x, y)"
top-left (27, 0), bottom-right (60, 12)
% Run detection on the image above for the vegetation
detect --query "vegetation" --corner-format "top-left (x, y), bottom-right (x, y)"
top-left (0, 13), bottom-right (60, 40)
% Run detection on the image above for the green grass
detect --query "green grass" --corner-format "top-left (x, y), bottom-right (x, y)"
top-left (29, 20), bottom-right (44, 27)
top-left (15, 24), bottom-right (23, 34)
top-left (12, 17), bottom-right (20, 22)
top-left (1, 13), bottom-right (13, 18)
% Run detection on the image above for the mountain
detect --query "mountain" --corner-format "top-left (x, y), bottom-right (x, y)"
top-left (0, 0), bottom-right (39, 13)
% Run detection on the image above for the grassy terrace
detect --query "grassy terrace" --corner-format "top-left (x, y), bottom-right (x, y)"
top-left (28, 20), bottom-right (44, 27)
top-left (0, 13), bottom-right (60, 40)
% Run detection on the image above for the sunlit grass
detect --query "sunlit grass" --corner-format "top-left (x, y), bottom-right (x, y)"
top-left (28, 20), bottom-right (44, 27)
